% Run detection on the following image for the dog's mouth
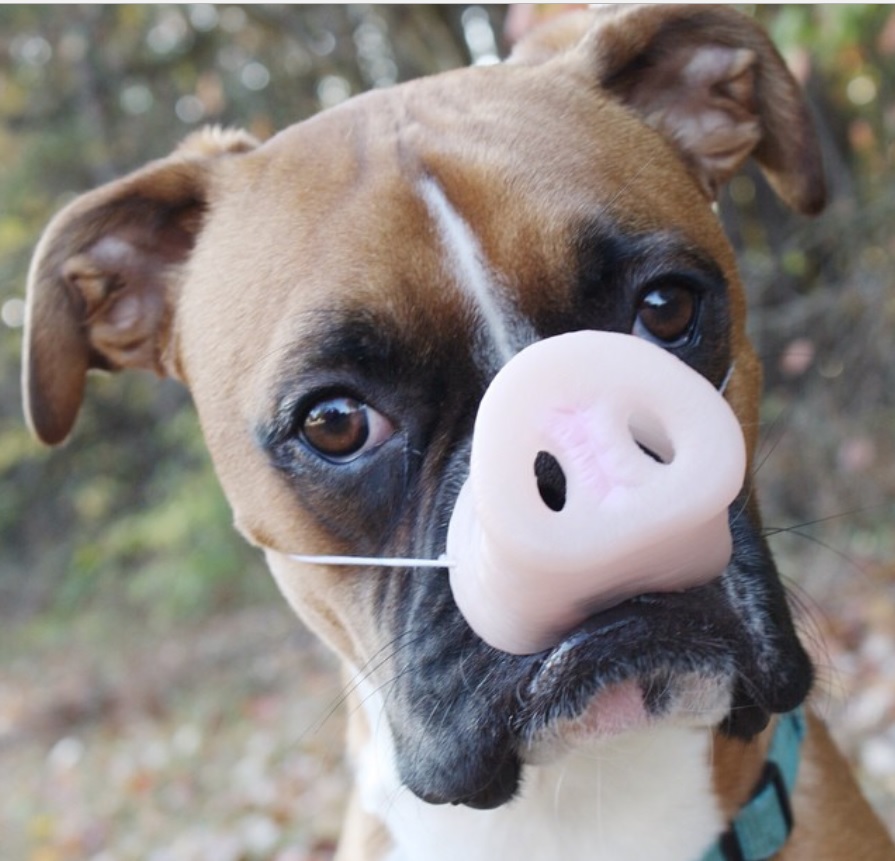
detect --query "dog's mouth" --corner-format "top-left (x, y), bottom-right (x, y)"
top-left (381, 514), bottom-right (814, 811)
top-left (514, 589), bottom-right (742, 754)
top-left (391, 584), bottom-right (748, 811)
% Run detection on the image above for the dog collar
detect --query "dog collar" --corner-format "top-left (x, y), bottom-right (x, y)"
top-left (701, 707), bottom-right (806, 861)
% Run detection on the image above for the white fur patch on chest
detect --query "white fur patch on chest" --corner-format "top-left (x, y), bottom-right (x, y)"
top-left (418, 176), bottom-right (535, 372)
top-left (354, 678), bottom-right (724, 861)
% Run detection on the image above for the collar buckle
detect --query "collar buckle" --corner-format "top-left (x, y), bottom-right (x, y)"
top-left (718, 759), bottom-right (794, 861)
top-left (703, 707), bottom-right (805, 861)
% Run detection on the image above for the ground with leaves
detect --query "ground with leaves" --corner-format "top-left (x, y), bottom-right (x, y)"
top-left (3, 541), bottom-right (895, 861)
top-left (1, 604), bottom-right (348, 861)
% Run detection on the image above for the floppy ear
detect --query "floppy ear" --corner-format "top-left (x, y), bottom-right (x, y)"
top-left (22, 127), bottom-right (258, 446)
top-left (511, 5), bottom-right (825, 215)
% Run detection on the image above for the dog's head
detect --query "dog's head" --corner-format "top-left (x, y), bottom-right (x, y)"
top-left (24, 7), bottom-right (821, 809)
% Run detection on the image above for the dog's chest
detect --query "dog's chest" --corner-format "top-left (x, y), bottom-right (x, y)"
top-left (355, 681), bottom-right (723, 861)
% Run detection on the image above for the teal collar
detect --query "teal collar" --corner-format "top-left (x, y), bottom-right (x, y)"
top-left (701, 707), bottom-right (806, 861)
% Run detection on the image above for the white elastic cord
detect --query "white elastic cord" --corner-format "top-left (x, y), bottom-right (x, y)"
top-left (289, 553), bottom-right (453, 568)
top-left (719, 362), bottom-right (735, 396)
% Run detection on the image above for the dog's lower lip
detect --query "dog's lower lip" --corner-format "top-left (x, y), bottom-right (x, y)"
top-left (525, 596), bottom-right (658, 697)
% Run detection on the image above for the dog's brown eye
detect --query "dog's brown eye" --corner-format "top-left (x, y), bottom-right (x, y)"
top-left (300, 396), bottom-right (393, 462)
top-left (634, 282), bottom-right (699, 346)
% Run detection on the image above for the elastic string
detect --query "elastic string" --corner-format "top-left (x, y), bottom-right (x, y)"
top-left (719, 362), bottom-right (735, 396)
top-left (289, 553), bottom-right (452, 568)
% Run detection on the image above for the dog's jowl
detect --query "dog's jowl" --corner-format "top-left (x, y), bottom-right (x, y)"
top-left (21, 7), bottom-right (895, 861)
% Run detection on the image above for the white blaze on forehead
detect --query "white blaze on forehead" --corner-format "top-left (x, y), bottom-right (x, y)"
top-left (419, 176), bottom-right (532, 369)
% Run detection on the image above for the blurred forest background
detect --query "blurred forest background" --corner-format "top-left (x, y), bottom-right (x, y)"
top-left (0, 5), bottom-right (893, 860)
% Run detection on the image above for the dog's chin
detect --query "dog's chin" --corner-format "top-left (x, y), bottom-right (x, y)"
top-left (522, 674), bottom-right (732, 765)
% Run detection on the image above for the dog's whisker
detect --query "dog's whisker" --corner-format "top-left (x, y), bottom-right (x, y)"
top-left (764, 502), bottom-right (886, 541)
top-left (765, 523), bottom-right (868, 578)
top-left (344, 631), bottom-right (427, 699)
top-left (464, 652), bottom-right (510, 703)
top-left (295, 630), bottom-right (425, 744)
top-left (552, 761), bottom-right (571, 815)
top-left (779, 576), bottom-right (838, 695)
top-left (457, 643), bottom-right (485, 697)
top-left (752, 403), bottom-right (796, 479)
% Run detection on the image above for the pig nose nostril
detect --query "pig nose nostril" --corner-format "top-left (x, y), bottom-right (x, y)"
top-left (636, 440), bottom-right (667, 464)
top-left (629, 413), bottom-right (675, 466)
top-left (534, 450), bottom-right (567, 512)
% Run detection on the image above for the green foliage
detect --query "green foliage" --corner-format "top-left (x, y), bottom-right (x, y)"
top-left (1, 372), bottom-right (271, 620)
top-left (61, 399), bottom-right (271, 621)
top-left (756, 4), bottom-right (895, 192)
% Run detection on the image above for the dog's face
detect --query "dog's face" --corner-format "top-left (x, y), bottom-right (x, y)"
top-left (24, 8), bottom-right (822, 810)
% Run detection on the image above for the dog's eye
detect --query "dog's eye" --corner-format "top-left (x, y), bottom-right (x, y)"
top-left (299, 395), bottom-right (394, 463)
top-left (634, 280), bottom-right (700, 346)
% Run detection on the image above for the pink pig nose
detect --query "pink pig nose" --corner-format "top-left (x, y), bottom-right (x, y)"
top-left (446, 331), bottom-right (747, 655)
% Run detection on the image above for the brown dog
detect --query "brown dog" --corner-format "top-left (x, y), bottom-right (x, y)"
top-left (22, 6), bottom-right (894, 860)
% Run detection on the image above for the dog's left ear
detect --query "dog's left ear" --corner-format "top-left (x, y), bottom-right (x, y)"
top-left (511, 5), bottom-right (825, 215)
top-left (22, 127), bottom-right (258, 446)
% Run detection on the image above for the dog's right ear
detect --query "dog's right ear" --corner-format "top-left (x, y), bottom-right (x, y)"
top-left (510, 5), bottom-right (825, 216)
top-left (22, 127), bottom-right (258, 445)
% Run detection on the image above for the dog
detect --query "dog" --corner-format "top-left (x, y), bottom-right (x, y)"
top-left (21, 6), bottom-right (895, 860)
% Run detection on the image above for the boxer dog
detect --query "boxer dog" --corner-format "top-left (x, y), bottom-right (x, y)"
top-left (21, 6), bottom-right (895, 860)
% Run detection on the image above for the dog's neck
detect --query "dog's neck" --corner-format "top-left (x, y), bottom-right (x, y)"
top-left (353, 678), bottom-right (725, 861)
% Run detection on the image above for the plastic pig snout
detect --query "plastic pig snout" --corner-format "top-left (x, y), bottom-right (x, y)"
top-left (446, 331), bottom-right (747, 655)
